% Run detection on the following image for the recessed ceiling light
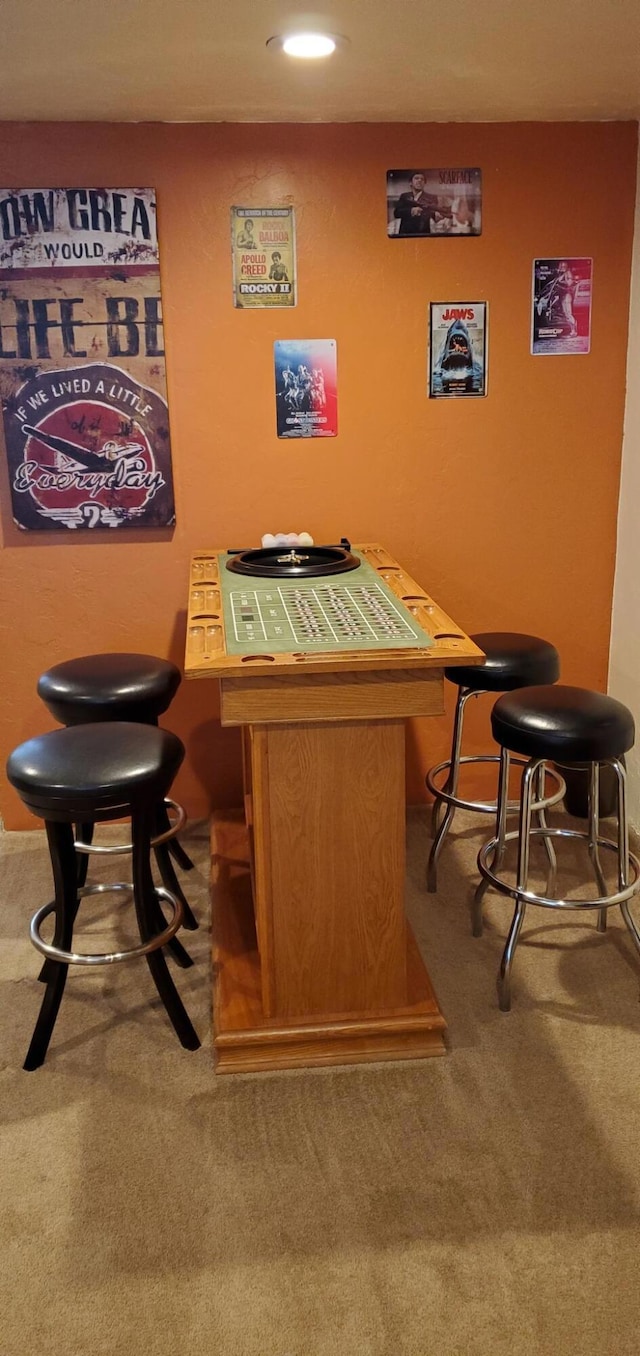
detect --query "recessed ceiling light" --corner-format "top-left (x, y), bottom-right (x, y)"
top-left (267, 33), bottom-right (342, 59)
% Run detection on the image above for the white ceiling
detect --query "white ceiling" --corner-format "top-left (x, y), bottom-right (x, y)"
top-left (1, 0), bottom-right (639, 123)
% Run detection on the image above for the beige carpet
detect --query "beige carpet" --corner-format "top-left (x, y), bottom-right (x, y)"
top-left (1, 808), bottom-right (640, 1356)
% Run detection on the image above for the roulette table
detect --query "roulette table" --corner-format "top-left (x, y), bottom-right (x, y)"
top-left (184, 543), bottom-right (484, 1073)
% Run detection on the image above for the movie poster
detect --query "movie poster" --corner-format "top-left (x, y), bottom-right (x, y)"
top-left (531, 257), bottom-right (593, 355)
top-left (387, 169), bottom-right (482, 237)
top-left (274, 340), bottom-right (337, 438)
top-left (429, 302), bottom-right (488, 398)
top-left (231, 207), bottom-right (296, 308)
top-left (0, 187), bottom-right (175, 530)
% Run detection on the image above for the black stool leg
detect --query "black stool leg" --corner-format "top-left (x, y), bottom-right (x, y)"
top-left (75, 820), bottom-right (94, 888)
top-left (25, 821), bottom-right (77, 1071)
top-left (132, 809), bottom-right (200, 1051)
top-left (153, 806), bottom-right (198, 931)
top-left (38, 820), bottom-right (94, 983)
top-left (155, 800), bottom-right (195, 874)
top-left (146, 882), bottom-right (194, 970)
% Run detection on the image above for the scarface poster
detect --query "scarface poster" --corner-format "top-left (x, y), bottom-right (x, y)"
top-left (0, 188), bottom-right (175, 530)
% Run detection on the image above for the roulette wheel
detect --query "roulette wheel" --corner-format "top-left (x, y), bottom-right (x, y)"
top-left (225, 541), bottom-right (360, 579)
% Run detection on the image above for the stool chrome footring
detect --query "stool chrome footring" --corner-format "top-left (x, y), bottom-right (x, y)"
top-left (73, 798), bottom-right (187, 856)
top-left (477, 827), bottom-right (640, 911)
top-left (427, 754), bottom-right (566, 817)
top-left (30, 882), bottom-right (183, 965)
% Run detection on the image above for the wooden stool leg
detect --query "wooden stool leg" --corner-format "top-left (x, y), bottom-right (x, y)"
top-left (24, 821), bottom-right (77, 1071)
top-left (154, 805), bottom-right (198, 929)
top-left (132, 809), bottom-right (200, 1051)
top-left (75, 820), bottom-right (94, 889)
top-left (155, 800), bottom-right (195, 874)
top-left (167, 836), bottom-right (196, 873)
top-left (38, 820), bottom-right (92, 983)
top-left (145, 881), bottom-right (194, 969)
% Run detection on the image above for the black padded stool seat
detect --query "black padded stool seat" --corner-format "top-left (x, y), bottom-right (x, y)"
top-left (6, 721), bottom-right (199, 1069)
top-left (491, 685), bottom-right (635, 763)
top-left (37, 653), bottom-right (181, 726)
top-left (445, 633), bottom-right (560, 692)
top-left (7, 722), bottom-right (184, 818)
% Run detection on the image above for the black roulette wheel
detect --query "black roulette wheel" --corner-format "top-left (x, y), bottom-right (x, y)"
top-left (226, 544), bottom-right (361, 579)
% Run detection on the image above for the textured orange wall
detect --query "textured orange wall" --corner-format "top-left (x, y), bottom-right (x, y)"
top-left (0, 121), bottom-right (637, 829)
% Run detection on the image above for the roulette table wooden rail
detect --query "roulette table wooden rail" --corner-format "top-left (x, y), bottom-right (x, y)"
top-left (184, 544), bottom-right (484, 1073)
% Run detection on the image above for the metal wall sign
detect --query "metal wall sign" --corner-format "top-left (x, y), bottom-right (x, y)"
top-left (0, 187), bottom-right (176, 530)
top-left (231, 207), bottom-right (296, 308)
top-left (531, 257), bottom-right (593, 356)
top-left (387, 169), bottom-right (482, 237)
top-left (428, 302), bottom-right (488, 398)
top-left (274, 339), bottom-right (338, 438)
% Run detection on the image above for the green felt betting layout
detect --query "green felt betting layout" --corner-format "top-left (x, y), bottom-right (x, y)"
top-left (219, 552), bottom-right (434, 655)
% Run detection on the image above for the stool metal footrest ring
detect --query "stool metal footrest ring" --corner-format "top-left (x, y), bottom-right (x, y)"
top-left (427, 755), bottom-right (566, 817)
top-left (73, 799), bottom-right (187, 856)
top-left (30, 882), bottom-right (183, 965)
top-left (478, 826), bottom-right (640, 911)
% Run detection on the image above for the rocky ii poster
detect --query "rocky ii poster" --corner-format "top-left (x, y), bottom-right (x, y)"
top-left (0, 187), bottom-right (175, 530)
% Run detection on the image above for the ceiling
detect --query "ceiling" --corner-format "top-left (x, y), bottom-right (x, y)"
top-left (1, 0), bottom-right (639, 123)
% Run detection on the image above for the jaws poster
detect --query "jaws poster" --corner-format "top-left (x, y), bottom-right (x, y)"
top-left (0, 187), bottom-right (175, 530)
top-left (428, 301), bottom-right (488, 398)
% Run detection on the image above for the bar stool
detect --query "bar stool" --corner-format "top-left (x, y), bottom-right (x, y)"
top-left (426, 633), bottom-right (563, 890)
top-left (37, 653), bottom-right (198, 930)
top-left (476, 685), bottom-right (640, 1010)
top-left (6, 722), bottom-right (201, 1070)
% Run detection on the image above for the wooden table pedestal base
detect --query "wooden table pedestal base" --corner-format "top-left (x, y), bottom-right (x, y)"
top-left (211, 811), bottom-right (447, 1074)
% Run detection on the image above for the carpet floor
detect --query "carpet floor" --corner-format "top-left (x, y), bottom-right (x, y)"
top-left (1, 808), bottom-right (640, 1356)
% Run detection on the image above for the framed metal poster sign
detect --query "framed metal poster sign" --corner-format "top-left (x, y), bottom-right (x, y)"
top-left (231, 207), bottom-right (296, 308)
top-left (274, 340), bottom-right (337, 438)
top-left (531, 257), bottom-right (593, 355)
top-left (0, 187), bottom-right (175, 530)
top-left (387, 169), bottom-right (482, 237)
top-left (429, 302), bottom-right (488, 397)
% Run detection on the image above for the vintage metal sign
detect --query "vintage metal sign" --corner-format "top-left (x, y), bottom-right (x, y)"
top-left (0, 187), bottom-right (175, 530)
top-left (231, 206), bottom-right (296, 308)
top-left (428, 302), bottom-right (488, 398)
top-left (531, 257), bottom-right (593, 356)
top-left (274, 339), bottom-right (338, 438)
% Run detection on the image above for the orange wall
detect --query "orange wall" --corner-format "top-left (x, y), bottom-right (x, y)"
top-left (0, 120), bottom-right (637, 830)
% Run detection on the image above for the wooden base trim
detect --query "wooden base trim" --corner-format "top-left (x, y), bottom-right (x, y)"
top-left (215, 1029), bottom-right (446, 1075)
top-left (211, 810), bottom-right (447, 1074)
